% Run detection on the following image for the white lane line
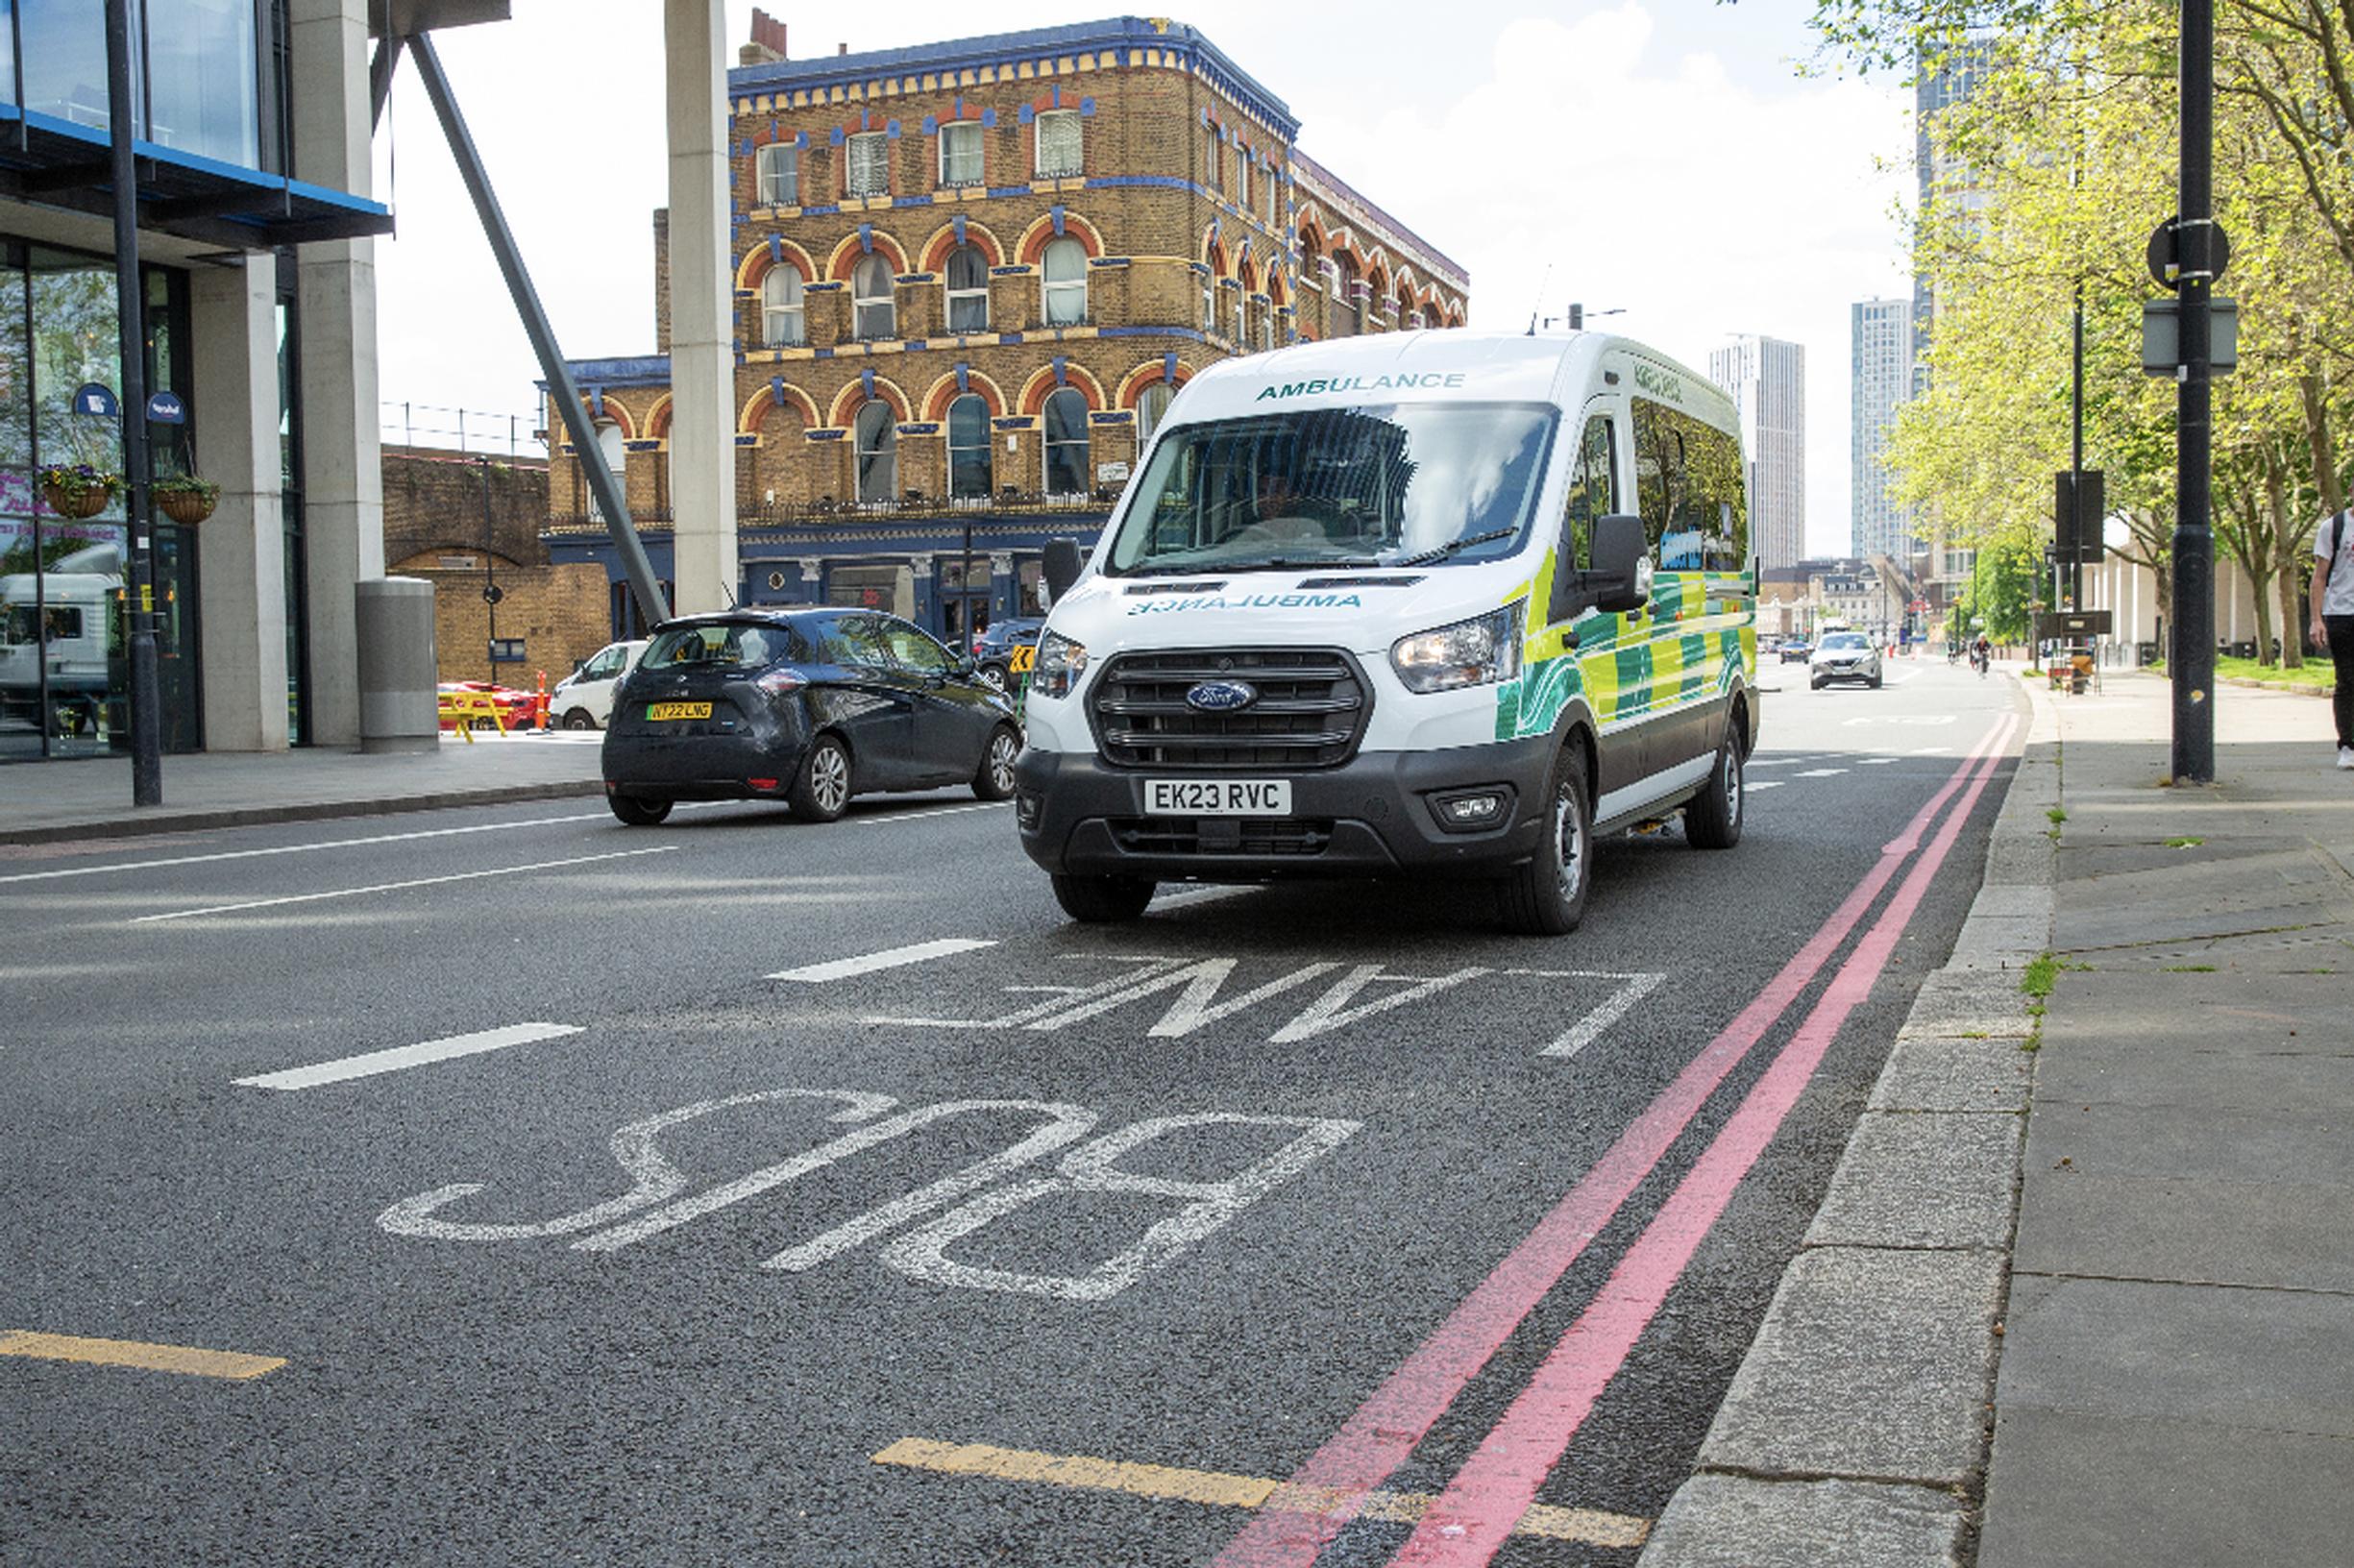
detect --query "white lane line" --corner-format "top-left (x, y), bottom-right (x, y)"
top-left (1540, 971), bottom-right (1667, 1059)
top-left (1858, 757), bottom-right (1900, 766)
top-left (129, 847), bottom-right (675, 923)
top-left (234, 1022), bottom-right (582, 1090)
top-left (769, 937), bottom-right (995, 982)
top-left (0, 812), bottom-right (611, 885)
top-left (1910, 746), bottom-right (1951, 754)
top-left (851, 801), bottom-right (1009, 827)
top-left (1794, 768), bottom-right (1849, 778)
top-left (1155, 885), bottom-right (1254, 909)
top-left (1744, 780), bottom-right (1785, 792)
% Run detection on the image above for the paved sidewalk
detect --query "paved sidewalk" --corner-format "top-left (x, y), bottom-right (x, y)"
top-left (1977, 671), bottom-right (2354, 1568)
top-left (0, 730), bottom-right (604, 844)
top-left (1643, 667), bottom-right (2354, 1566)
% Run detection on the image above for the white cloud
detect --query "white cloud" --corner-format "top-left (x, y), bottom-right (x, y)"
top-left (368, 1), bottom-right (1910, 553)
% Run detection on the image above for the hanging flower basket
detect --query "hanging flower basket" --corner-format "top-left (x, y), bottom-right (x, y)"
top-left (37, 464), bottom-right (119, 520)
top-left (153, 476), bottom-right (220, 526)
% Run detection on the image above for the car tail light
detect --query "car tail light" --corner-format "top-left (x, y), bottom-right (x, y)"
top-left (755, 667), bottom-right (807, 696)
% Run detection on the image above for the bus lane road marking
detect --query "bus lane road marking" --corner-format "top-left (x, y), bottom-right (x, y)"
top-left (870, 1436), bottom-right (1649, 1550)
top-left (234, 1022), bottom-right (584, 1090)
top-left (0, 1329), bottom-right (283, 1382)
top-left (127, 846), bottom-right (675, 923)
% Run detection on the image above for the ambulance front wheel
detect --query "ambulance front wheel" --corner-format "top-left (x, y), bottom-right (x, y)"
top-left (1498, 744), bottom-right (1592, 937)
top-left (1686, 718), bottom-right (1745, 850)
top-left (1052, 871), bottom-right (1157, 923)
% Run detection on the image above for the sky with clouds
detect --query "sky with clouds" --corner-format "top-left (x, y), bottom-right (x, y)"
top-left (371, 0), bottom-right (1912, 556)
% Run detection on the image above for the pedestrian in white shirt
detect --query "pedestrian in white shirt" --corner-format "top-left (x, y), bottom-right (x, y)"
top-left (2310, 507), bottom-right (2354, 769)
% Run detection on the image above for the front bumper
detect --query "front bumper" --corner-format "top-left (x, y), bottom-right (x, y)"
top-left (1014, 734), bottom-right (1560, 882)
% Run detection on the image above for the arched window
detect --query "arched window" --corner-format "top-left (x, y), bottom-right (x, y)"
top-left (588, 419), bottom-right (626, 520)
top-left (854, 402), bottom-right (897, 503)
top-left (1331, 255), bottom-right (1360, 337)
top-left (1136, 382), bottom-right (1173, 446)
top-left (946, 393), bottom-right (993, 500)
top-left (1260, 300), bottom-right (1275, 352)
top-left (756, 143), bottom-right (797, 207)
top-left (1202, 271), bottom-right (1216, 335)
top-left (1042, 387), bottom-right (1090, 496)
top-left (762, 269), bottom-right (804, 347)
top-left (852, 253), bottom-right (895, 340)
top-left (944, 245), bottom-right (989, 333)
top-left (1233, 287), bottom-right (1247, 350)
top-left (1041, 237), bottom-right (1088, 327)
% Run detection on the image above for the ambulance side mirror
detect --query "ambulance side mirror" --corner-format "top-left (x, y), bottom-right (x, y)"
top-left (1043, 539), bottom-right (1086, 604)
top-left (1586, 515), bottom-right (1649, 614)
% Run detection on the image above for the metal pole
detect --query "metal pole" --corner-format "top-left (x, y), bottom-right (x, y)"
top-left (2173, 0), bottom-right (2216, 781)
top-left (368, 33), bottom-right (404, 129)
top-left (405, 33), bottom-right (670, 627)
top-left (106, 0), bottom-right (160, 806)
top-left (480, 455), bottom-right (497, 682)
top-left (2072, 285), bottom-right (2086, 610)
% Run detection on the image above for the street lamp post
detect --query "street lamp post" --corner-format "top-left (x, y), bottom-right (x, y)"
top-left (2172, 0), bottom-right (2217, 782)
top-left (104, 0), bottom-right (161, 805)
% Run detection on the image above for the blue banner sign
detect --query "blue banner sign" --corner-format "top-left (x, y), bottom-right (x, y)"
top-left (70, 382), bottom-right (120, 418)
top-left (146, 390), bottom-right (187, 425)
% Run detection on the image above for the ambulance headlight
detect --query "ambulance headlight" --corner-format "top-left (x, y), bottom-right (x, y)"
top-left (1389, 604), bottom-right (1524, 694)
top-left (1030, 629), bottom-right (1089, 700)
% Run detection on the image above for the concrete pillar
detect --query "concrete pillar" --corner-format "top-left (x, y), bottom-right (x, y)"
top-left (664, 0), bottom-right (738, 614)
top-left (190, 254), bottom-right (289, 751)
top-left (290, 0), bottom-right (383, 747)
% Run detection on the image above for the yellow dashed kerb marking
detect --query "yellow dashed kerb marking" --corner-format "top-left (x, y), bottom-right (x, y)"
top-left (0, 1329), bottom-right (286, 1382)
top-left (873, 1435), bottom-right (1650, 1549)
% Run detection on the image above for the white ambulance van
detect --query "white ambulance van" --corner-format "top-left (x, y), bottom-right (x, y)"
top-left (1015, 331), bottom-right (1758, 934)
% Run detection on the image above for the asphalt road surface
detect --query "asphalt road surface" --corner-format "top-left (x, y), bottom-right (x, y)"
top-left (0, 655), bottom-right (2024, 1567)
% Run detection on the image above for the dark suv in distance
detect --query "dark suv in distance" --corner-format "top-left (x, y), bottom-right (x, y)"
top-left (969, 616), bottom-right (1046, 691)
top-left (601, 609), bottom-right (1020, 825)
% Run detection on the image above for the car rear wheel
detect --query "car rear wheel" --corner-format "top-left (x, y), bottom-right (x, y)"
top-left (1498, 744), bottom-right (1592, 936)
top-left (789, 734), bottom-right (853, 822)
top-left (608, 794), bottom-right (672, 826)
top-left (1868, 673), bottom-right (1884, 689)
top-left (972, 723), bottom-right (1019, 800)
top-left (978, 663), bottom-right (1010, 692)
top-left (1686, 719), bottom-right (1745, 849)
top-left (562, 708), bottom-right (597, 730)
top-left (1051, 872), bottom-right (1157, 923)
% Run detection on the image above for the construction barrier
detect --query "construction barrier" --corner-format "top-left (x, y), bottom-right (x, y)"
top-left (437, 690), bottom-right (509, 743)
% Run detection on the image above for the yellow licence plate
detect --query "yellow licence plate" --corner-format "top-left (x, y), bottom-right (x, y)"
top-left (647, 701), bottom-right (712, 722)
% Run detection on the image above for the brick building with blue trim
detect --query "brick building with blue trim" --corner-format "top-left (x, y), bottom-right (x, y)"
top-left (543, 13), bottom-right (1468, 649)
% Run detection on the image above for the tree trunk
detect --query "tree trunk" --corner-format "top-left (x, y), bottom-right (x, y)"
top-left (2263, 442), bottom-right (2298, 667)
top-left (2297, 372), bottom-right (2342, 665)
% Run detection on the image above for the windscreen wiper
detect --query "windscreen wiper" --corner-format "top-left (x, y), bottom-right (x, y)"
top-left (1391, 528), bottom-right (1516, 568)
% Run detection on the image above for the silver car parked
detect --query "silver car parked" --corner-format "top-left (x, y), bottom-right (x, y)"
top-left (1808, 631), bottom-right (1883, 689)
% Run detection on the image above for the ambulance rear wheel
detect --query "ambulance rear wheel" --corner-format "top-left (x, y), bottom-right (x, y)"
top-left (1051, 872), bottom-right (1157, 923)
top-left (1498, 745), bottom-right (1592, 937)
top-left (1686, 719), bottom-right (1745, 850)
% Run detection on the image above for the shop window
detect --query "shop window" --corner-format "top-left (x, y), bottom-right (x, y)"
top-left (947, 394), bottom-right (993, 499)
top-left (1036, 110), bottom-right (1082, 178)
top-left (762, 269), bottom-right (804, 347)
top-left (1042, 388), bottom-right (1090, 496)
top-left (1041, 237), bottom-right (1088, 327)
top-left (944, 245), bottom-right (990, 333)
top-left (846, 132), bottom-right (890, 199)
top-left (940, 122), bottom-right (983, 188)
top-left (852, 253), bottom-right (896, 340)
top-left (757, 143), bottom-right (798, 206)
top-left (854, 402), bottom-right (897, 503)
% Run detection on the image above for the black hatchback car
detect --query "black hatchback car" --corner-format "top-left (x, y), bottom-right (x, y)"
top-left (601, 609), bottom-right (1020, 825)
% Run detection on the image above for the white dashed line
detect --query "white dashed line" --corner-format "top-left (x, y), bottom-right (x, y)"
top-left (234, 1022), bottom-right (582, 1090)
top-left (1858, 757), bottom-right (1900, 766)
top-left (769, 938), bottom-right (996, 982)
top-left (1794, 769), bottom-right (1849, 778)
top-left (1744, 780), bottom-right (1785, 792)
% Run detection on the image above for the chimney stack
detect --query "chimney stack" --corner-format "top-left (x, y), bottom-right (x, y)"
top-left (740, 8), bottom-right (787, 64)
top-left (838, 42), bottom-right (847, 56)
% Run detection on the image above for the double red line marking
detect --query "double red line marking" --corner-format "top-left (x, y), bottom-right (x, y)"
top-left (1214, 717), bottom-right (2021, 1568)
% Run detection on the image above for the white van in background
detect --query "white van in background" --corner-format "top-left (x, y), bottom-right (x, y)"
top-left (548, 638), bottom-right (650, 729)
top-left (1017, 331), bottom-right (1759, 935)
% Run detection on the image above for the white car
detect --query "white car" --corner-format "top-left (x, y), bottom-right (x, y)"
top-left (1808, 631), bottom-right (1883, 689)
top-left (548, 638), bottom-right (650, 729)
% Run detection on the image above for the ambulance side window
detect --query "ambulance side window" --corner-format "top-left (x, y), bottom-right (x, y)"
top-left (1561, 414), bottom-right (1617, 572)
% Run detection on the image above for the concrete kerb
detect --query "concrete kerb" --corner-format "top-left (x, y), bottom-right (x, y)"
top-left (0, 779), bottom-right (608, 847)
top-left (1639, 684), bottom-right (2055, 1568)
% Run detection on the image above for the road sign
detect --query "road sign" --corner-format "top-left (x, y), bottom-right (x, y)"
top-left (2056, 471), bottom-right (2106, 563)
top-left (1909, 599), bottom-right (1929, 613)
top-left (2146, 215), bottom-right (2232, 292)
top-left (482, 583), bottom-right (504, 606)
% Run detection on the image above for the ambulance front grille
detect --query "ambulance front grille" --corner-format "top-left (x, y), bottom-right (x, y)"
top-left (1090, 648), bottom-right (1370, 770)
